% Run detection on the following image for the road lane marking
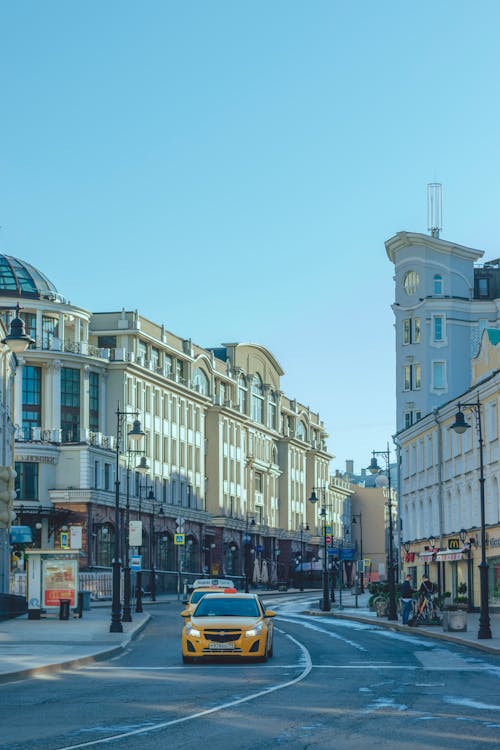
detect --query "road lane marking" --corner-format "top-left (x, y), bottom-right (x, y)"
top-left (278, 615), bottom-right (367, 652)
top-left (53, 632), bottom-right (312, 750)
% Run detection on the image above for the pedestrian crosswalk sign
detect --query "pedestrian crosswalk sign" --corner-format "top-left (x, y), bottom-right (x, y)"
top-left (174, 533), bottom-right (185, 545)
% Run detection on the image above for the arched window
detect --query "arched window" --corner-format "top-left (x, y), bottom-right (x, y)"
top-left (433, 274), bottom-right (443, 295)
top-left (251, 374), bottom-right (264, 423)
top-left (193, 368), bottom-right (210, 396)
top-left (296, 421), bottom-right (306, 441)
top-left (238, 375), bottom-right (247, 413)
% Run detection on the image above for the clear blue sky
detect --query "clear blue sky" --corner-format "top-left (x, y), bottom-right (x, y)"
top-left (1, 2), bottom-right (500, 474)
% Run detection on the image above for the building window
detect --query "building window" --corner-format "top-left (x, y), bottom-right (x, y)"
top-left (20, 312), bottom-right (37, 348)
top-left (403, 270), bottom-right (419, 295)
top-left (137, 340), bottom-right (147, 362)
top-left (403, 318), bottom-right (420, 344)
top-left (414, 364), bottom-right (421, 390)
top-left (478, 277), bottom-right (489, 297)
top-left (404, 412), bottom-right (412, 429)
top-left (433, 274), bottom-right (443, 295)
top-left (254, 471), bottom-right (263, 493)
top-left (251, 374), bottom-right (264, 423)
top-left (238, 375), bottom-right (247, 413)
top-left (415, 411), bottom-right (422, 422)
top-left (175, 359), bottom-right (184, 383)
top-left (403, 319), bottom-right (411, 345)
top-left (22, 365), bottom-right (42, 438)
top-left (94, 461), bottom-right (99, 489)
top-left (104, 463), bottom-right (111, 491)
top-left (404, 365), bottom-right (412, 391)
top-left (296, 421), bottom-right (306, 441)
top-left (89, 372), bottom-right (99, 431)
top-left (61, 367), bottom-right (80, 442)
top-left (42, 316), bottom-right (59, 349)
top-left (97, 335), bottom-right (116, 349)
top-left (268, 391), bottom-right (276, 429)
top-left (164, 355), bottom-right (172, 377)
top-left (433, 316), bottom-right (444, 342)
top-left (193, 368), bottom-right (210, 396)
top-left (15, 461), bottom-right (39, 501)
top-left (151, 347), bottom-right (160, 371)
top-left (432, 361), bottom-right (446, 390)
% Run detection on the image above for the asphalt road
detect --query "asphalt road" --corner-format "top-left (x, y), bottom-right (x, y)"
top-left (2, 594), bottom-right (500, 750)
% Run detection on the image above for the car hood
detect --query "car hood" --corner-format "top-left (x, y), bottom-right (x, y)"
top-left (190, 616), bottom-right (260, 628)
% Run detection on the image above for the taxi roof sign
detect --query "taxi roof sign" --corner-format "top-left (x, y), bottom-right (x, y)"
top-left (192, 578), bottom-right (234, 589)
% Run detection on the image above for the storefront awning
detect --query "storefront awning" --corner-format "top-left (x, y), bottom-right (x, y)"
top-left (419, 551), bottom-right (436, 562)
top-left (435, 550), bottom-right (465, 562)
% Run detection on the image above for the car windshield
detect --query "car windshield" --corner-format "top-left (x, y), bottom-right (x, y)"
top-left (194, 597), bottom-right (260, 618)
top-left (191, 590), bottom-right (212, 604)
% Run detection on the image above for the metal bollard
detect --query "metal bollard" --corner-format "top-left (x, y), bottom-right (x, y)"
top-left (59, 599), bottom-right (70, 620)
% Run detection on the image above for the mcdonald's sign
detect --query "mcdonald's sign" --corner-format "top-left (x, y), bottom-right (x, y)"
top-left (448, 537), bottom-right (460, 550)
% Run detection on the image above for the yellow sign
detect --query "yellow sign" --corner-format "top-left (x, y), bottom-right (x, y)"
top-left (363, 558), bottom-right (371, 567)
top-left (174, 533), bottom-right (185, 545)
top-left (448, 538), bottom-right (460, 550)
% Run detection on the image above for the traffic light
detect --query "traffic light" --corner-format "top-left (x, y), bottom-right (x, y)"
top-left (0, 465), bottom-right (17, 529)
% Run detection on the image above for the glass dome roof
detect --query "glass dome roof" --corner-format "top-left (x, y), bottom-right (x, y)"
top-left (0, 254), bottom-right (68, 303)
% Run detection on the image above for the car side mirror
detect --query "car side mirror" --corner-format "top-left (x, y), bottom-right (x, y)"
top-left (182, 598), bottom-right (189, 605)
top-left (265, 610), bottom-right (276, 617)
top-left (180, 610), bottom-right (191, 618)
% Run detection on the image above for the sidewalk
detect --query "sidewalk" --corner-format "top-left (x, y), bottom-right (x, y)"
top-left (0, 590), bottom-right (498, 684)
top-left (305, 589), bottom-right (500, 655)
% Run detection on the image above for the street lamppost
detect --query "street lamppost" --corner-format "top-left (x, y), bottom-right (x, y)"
top-left (122, 449), bottom-right (148, 622)
top-left (244, 514), bottom-right (256, 593)
top-left (0, 305), bottom-right (35, 594)
top-left (451, 398), bottom-right (492, 639)
top-left (367, 445), bottom-right (398, 621)
top-left (308, 487), bottom-right (330, 612)
top-left (148, 486), bottom-right (164, 602)
top-left (110, 405), bottom-right (144, 634)
top-left (299, 523), bottom-right (309, 591)
top-left (134, 456), bottom-right (150, 614)
top-left (352, 513), bottom-right (364, 593)
top-left (459, 528), bottom-right (475, 614)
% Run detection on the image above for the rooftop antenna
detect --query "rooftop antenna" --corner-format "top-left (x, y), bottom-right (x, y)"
top-left (427, 183), bottom-right (442, 238)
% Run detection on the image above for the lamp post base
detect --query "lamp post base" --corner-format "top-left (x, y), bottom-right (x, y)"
top-left (110, 560), bottom-right (123, 633)
top-left (122, 565), bottom-right (132, 622)
top-left (135, 570), bottom-right (143, 613)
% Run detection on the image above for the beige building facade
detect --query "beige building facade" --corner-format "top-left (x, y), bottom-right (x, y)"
top-left (1, 254), bottom-right (340, 591)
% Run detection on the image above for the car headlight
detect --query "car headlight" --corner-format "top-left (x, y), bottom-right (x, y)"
top-left (185, 622), bottom-right (201, 638)
top-left (245, 622), bottom-right (264, 637)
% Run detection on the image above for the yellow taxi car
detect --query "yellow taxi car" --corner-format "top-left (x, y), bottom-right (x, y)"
top-left (181, 592), bottom-right (276, 663)
top-left (183, 579), bottom-right (236, 616)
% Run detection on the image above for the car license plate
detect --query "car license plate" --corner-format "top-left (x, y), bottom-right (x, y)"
top-left (209, 642), bottom-right (234, 650)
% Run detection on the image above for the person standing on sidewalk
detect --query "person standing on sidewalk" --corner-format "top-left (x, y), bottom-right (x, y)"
top-left (401, 574), bottom-right (414, 624)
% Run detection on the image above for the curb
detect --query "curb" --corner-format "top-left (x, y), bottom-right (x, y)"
top-left (304, 610), bottom-right (500, 655)
top-left (0, 614), bottom-right (151, 685)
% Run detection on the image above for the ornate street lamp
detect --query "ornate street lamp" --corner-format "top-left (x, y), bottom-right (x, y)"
top-left (110, 405), bottom-right (144, 633)
top-left (451, 398), bottom-right (492, 639)
top-left (367, 445), bottom-right (398, 621)
top-left (308, 487), bottom-right (330, 612)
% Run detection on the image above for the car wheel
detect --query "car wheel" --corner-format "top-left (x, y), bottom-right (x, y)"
top-left (182, 655), bottom-right (194, 664)
top-left (268, 640), bottom-right (273, 659)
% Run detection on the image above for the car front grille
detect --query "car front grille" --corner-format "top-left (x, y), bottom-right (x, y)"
top-left (204, 629), bottom-right (242, 643)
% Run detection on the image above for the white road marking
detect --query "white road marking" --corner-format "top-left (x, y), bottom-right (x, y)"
top-left (53, 632), bottom-right (312, 750)
top-left (443, 696), bottom-right (500, 711)
top-left (278, 615), bottom-right (367, 652)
